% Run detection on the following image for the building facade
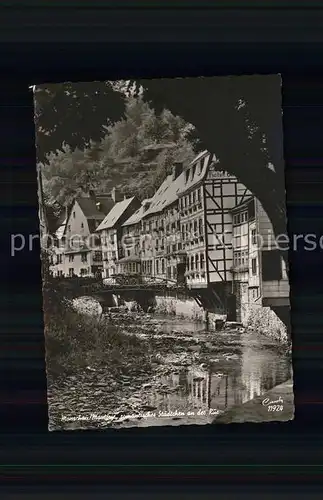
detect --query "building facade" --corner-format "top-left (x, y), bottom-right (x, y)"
top-left (119, 150), bottom-right (289, 324)
top-left (50, 193), bottom-right (114, 278)
top-left (50, 150), bottom-right (289, 326)
top-left (96, 195), bottom-right (141, 278)
top-left (231, 196), bottom-right (290, 323)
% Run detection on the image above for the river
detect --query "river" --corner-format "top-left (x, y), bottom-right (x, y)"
top-left (48, 312), bottom-right (292, 430)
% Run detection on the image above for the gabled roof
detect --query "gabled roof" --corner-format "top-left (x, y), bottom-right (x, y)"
top-left (231, 196), bottom-right (254, 212)
top-left (140, 151), bottom-right (218, 218)
top-left (177, 150), bottom-right (216, 196)
top-left (122, 199), bottom-right (152, 227)
top-left (55, 218), bottom-right (68, 239)
top-left (76, 195), bottom-right (114, 220)
top-left (142, 173), bottom-right (185, 218)
top-left (54, 208), bottom-right (71, 239)
top-left (96, 197), bottom-right (135, 231)
top-left (117, 255), bottom-right (141, 263)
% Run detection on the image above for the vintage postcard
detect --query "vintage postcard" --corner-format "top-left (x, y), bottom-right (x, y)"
top-left (32, 76), bottom-right (294, 430)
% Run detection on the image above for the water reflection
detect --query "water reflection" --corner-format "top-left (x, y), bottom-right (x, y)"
top-left (146, 336), bottom-right (291, 418)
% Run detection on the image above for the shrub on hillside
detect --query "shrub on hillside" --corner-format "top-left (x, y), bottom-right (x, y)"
top-left (41, 250), bottom-right (154, 382)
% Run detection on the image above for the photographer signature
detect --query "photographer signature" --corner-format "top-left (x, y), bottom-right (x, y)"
top-left (262, 396), bottom-right (283, 406)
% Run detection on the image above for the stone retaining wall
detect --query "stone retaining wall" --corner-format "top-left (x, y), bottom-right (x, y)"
top-left (244, 303), bottom-right (288, 343)
top-left (154, 296), bottom-right (225, 326)
top-left (155, 295), bottom-right (204, 322)
top-left (155, 295), bottom-right (288, 343)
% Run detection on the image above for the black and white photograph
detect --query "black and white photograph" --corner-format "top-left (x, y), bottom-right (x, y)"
top-left (32, 75), bottom-right (294, 430)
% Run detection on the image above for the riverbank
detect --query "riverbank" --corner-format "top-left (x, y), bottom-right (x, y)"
top-left (214, 379), bottom-right (294, 424)
top-left (46, 310), bottom-right (292, 430)
top-left (154, 295), bottom-right (289, 344)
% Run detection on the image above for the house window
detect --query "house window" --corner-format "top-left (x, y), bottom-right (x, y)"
top-left (81, 254), bottom-right (88, 263)
top-left (195, 254), bottom-right (199, 271)
top-left (194, 220), bottom-right (198, 236)
top-left (251, 229), bottom-right (257, 245)
top-left (252, 258), bottom-right (257, 275)
top-left (69, 255), bottom-right (74, 263)
top-left (156, 260), bottom-right (159, 275)
top-left (233, 251), bottom-right (241, 266)
top-left (185, 169), bottom-right (190, 183)
top-left (68, 225), bottom-right (71, 231)
top-left (81, 222), bottom-right (84, 229)
top-left (69, 268), bottom-right (74, 277)
top-left (191, 255), bottom-right (195, 271)
top-left (200, 253), bottom-right (205, 270)
top-left (192, 165), bottom-right (196, 179)
top-left (199, 219), bottom-right (203, 235)
top-left (80, 268), bottom-right (88, 276)
top-left (192, 191), bottom-right (196, 204)
top-left (161, 259), bottom-right (165, 274)
top-left (261, 250), bottom-right (282, 281)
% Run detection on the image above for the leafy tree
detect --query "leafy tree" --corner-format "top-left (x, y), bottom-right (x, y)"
top-left (40, 97), bottom-right (197, 207)
top-left (97, 97), bottom-right (196, 199)
top-left (34, 81), bottom-right (126, 162)
top-left (41, 143), bottom-right (104, 207)
top-left (132, 76), bottom-right (287, 254)
top-left (37, 77), bottom-right (286, 260)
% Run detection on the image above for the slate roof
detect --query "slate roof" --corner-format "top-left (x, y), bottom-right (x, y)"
top-left (55, 218), bottom-right (68, 239)
top-left (231, 196), bottom-right (254, 212)
top-left (122, 199), bottom-right (152, 227)
top-left (96, 197), bottom-right (135, 231)
top-left (141, 173), bottom-right (185, 218)
top-left (139, 151), bottom-right (218, 218)
top-left (76, 195), bottom-right (114, 220)
top-left (117, 256), bottom-right (141, 263)
top-left (177, 150), bottom-right (216, 196)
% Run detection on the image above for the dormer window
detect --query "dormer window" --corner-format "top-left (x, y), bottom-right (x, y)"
top-left (192, 165), bottom-right (196, 180)
top-left (185, 169), bottom-right (190, 183)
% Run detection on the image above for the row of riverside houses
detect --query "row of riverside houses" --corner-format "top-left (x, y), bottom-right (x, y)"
top-left (50, 150), bottom-right (289, 325)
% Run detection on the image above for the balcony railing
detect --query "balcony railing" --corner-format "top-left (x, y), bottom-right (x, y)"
top-left (230, 264), bottom-right (249, 273)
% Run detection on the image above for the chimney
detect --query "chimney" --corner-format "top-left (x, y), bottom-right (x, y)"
top-left (89, 189), bottom-right (96, 200)
top-left (111, 187), bottom-right (123, 203)
top-left (142, 199), bottom-right (151, 213)
top-left (172, 162), bottom-right (183, 180)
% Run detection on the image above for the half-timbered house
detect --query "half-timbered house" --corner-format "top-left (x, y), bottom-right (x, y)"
top-left (177, 150), bottom-right (252, 318)
top-left (231, 196), bottom-right (290, 325)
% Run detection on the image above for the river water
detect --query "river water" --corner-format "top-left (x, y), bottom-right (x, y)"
top-left (110, 314), bottom-right (292, 428)
top-left (48, 311), bottom-right (292, 430)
